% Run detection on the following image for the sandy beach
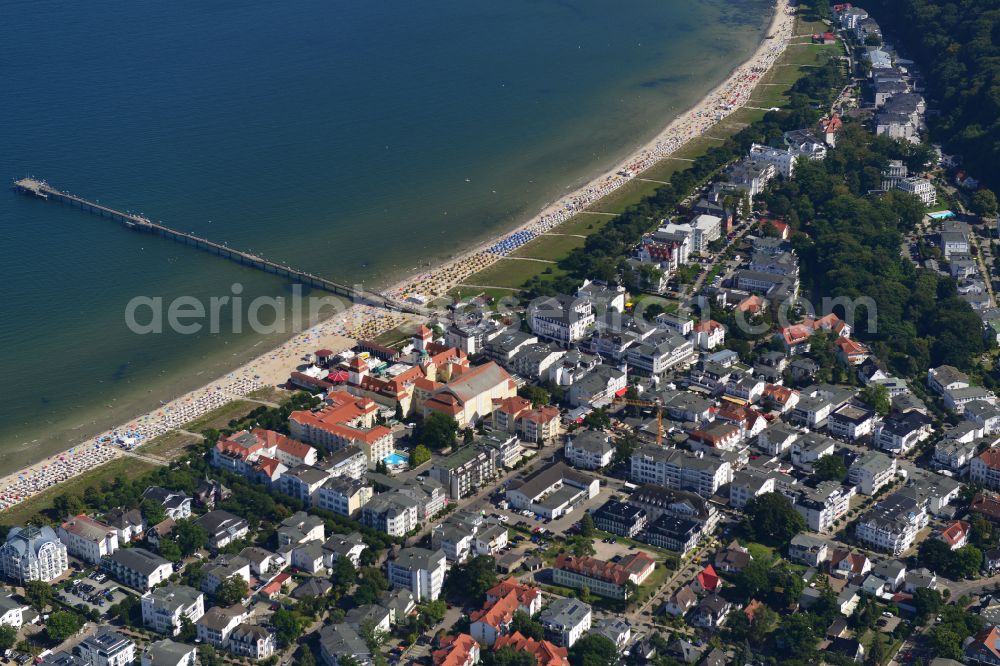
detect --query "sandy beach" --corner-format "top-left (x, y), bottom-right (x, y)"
top-left (386, 0), bottom-right (795, 301)
top-left (0, 0), bottom-right (795, 513)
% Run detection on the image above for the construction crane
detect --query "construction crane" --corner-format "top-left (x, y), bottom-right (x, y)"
top-left (613, 397), bottom-right (665, 446)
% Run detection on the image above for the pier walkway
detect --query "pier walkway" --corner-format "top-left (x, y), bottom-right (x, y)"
top-left (13, 178), bottom-right (429, 316)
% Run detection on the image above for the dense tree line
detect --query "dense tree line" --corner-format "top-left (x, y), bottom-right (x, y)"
top-left (520, 57), bottom-right (846, 299)
top-left (868, 0), bottom-right (1000, 190)
top-left (768, 122), bottom-right (989, 375)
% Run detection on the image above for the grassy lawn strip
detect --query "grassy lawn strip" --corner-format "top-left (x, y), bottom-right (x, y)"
top-left (180, 399), bottom-right (258, 433)
top-left (511, 234), bottom-right (585, 260)
top-left (464, 258), bottom-right (564, 290)
top-left (141, 431), bottom-right (201, 460)
top-left (554, 214), bottom-right (615, 237)
top-left (0, 457), bottom-right (157, 527)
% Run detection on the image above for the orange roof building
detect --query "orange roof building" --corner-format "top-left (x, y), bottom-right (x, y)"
top-left (494, 632), bottom-right (568, 666)
top-left (433, 634), bottom-right (480, 666)
top-left (552, 553), bottom-right (654, 599)
top-left (696, 564), bottom-right (719, 593)
top-left (762, 384), bottom-right (799, 412)
top-left (419, 361), bottom-right (517, 428)
top-left (213, 428), bottom-right (318, 479)
top-left (938, 520), bottom-right (971, 550)
top-left (736, 294), bottom-right (766, 314)
top-left (289, 391), bottom-right (394, 465)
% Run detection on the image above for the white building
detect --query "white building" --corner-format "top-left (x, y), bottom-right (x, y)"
top-left (529, 296), bottom-right (595, 346)
top-left (630, 446), bottom-right (732, 498)
top-left (387, 548), bottom-right (447, 602)
top-left (141, 585), bottom-right (205, 636)
top-left (897, 176), bottom-right (937, 206)
top-left (0, 526), bottom-right (69, 584)
top-left (538, 598), bottom-right (592, 648)
top-left (564, 430), bottom-right (614, 470)
top-left (76, 629), bottom-right (136, 666)
top-left (196, 605), bottom-right (248, 649)
top-left (228, 624), bottom-right (276, 661)
top-left (849, 451), bottom-right (897, 495)
top-left (141, 639), bottom-right (198, 666)
top-left (855, 493), bottom-right (928, 555)
top-left (361, 492), bottom-right (420, 537)
top-left (104, 548), bottom-right (173, 591)
top-left (57, 515), bottom-right (118, 565)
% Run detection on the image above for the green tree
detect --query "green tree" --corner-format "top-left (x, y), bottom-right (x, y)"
top-left (23, 581), bottom-right (52, 611)
top-left (972, 189), bottom-right (999, 219)
top-left (45, 611), bottom-right (83, 641)
top-left (414, 413), bottom-right (459, 451)
top-left (861, 383), bottom-right (891, 416)
top-left (510, 610), bottom-right (545, 640)
top-left (172, 519), bottom-right (209, 556)
top-left (199, 646), bottom-right (225, 666)
top-left (742, 492), bottom-right (805, 548)
top-left (179, 616), bottom-right (198, 642)
top-left (158, 538), bottom-right (182, 562)
top-left (484, 646), bottom-right (537, 666)
top-left (272, 608), bottom-right (303, 646)
top-left (141, 498), bottom-right (167, 525)
top-left (814, 454), bottom-right (848, 482)
top-left (613, 433), bottom-right (638, 466)
top-left (0, 626), bottom-right (16, 651)
top-left (568, 634), bottom-right (618, 666)
top-left (443, 556), bottom-right (497, 603)
top-left (913, 588), bottom-right (943, 623)
top-left (215, 576), bottom-right (250, 606)
top-left (519, 386), bottom-right (551, 406)
top-left (409, 445), bottom-right (432, 468)
top-left (53, 494), bottom-right (84, 518)
top-left (579, 513), bottom-right (596, 538)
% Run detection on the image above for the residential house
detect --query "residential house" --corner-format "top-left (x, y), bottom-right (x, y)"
top-left (194, 510), bottom-right (249, 551)
top-left (57, 515), bottom-right (118, 565)
top-left (228, 624), bottom-right (276, 661)
top-left (319, 624), bottom-right (372, 666)
top-left (788, 534), bottom-right (829, 567)
top-left (196, 605), bottom-right (248, 650)
top-left (387, 548), bottom-right (447, 601)
top-left (539, 598), bottom-right (592, 647)
top-left (76, 629), bottom-right (136, 666)
top-left (848, 451), bottom-right (897, 495)
top-left (141, 585), bottom-right (205, 636)
top-left (591, 500), bottom-right (647, 538)
top-left (317, 477), bottom-right (373, 517)
top-left (564, 430), bottom-right (614, 470)
top-left (690, 594), bottom-right (731, 630)
top-left (551, 552), bottom-right (654, 600)
top-left (855, 492), bottom-right (928, 555)
top-left (428, 445), bottom-right (497, 499)
top-left (103, 548), bottom-right (171, 591)
top-left (141, 487), bottom-right (192, 520)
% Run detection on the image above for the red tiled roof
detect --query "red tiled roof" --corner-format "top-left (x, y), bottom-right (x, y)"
top-left (978, 449), bottom-right (1000, 472)
top-left (693, 320), bottom-right (725, 333)
top-left (970, 627), bottom-right (1000, 660)
top-left (252, 429), bottom-right (313, 460)
top-left (972, 493), bottom-right (1000, 521)
top-left (494, 396), bottom-right (532, 416)
top-left (939, 520), bottom-right (971, 547)
top-left (737, 295), bottom-right (765, 313)
top-left (434, 634), bottom-right (478, 666)
top-left (697, 564), bottom-right (719, 592)
top-left (494, 633), bottom-right (568, 666)
top-left (486, 579), bottom-right (541, 608)
top-left (554, 552), bottom-right (654, 586)
top-left (763, 384), bottom-right (797, 405)
top-left (470, 590), bottom-right (519, 628)
top-left (520, 406), bottom-right (560, 424)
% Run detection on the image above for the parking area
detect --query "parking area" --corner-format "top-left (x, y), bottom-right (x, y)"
top-left (56, 569), bottom-right (128, 613)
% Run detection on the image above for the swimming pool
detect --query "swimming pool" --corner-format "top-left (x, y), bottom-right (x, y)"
top-left (384, 452), bottom-right (408, 466)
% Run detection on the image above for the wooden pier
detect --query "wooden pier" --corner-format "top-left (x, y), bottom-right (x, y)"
top-left (13, 177), bottom-right (427, 315)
